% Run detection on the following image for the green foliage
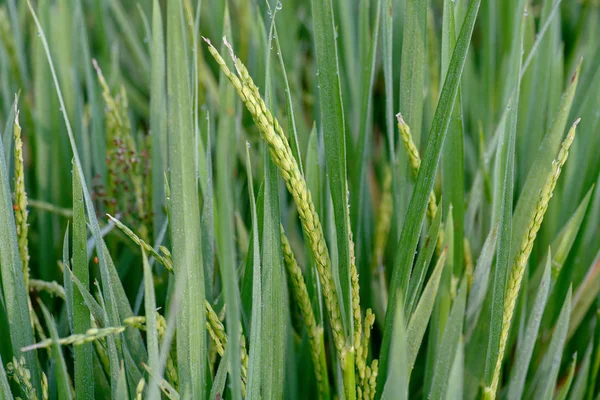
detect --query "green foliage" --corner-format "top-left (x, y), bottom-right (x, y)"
top-left (0, 0), bottom-right (598, 398)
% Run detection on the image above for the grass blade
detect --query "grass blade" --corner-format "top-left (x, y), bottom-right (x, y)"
top-left (507, 251), bottom-right (553, 400)
top-left (150, 0), bottom-right (167, 238)
top-left (377, 0), bottom-right (481, 393)
top-left (38, 302), bottom-right (73, 400)
top-left (72, 161), bottom-right (93, 399)
top-left (405, 206), bottom-right (442, 317)
top-left (209, 345), bottom-right (229, 400)
top-left (381, 296), bottom-right (408, 400)
top-left (568, 252), bottom-right (600, 338)
top-left (406, 249), bottom-right (448, 369)
top-left (554, 353), bottom-right (577, 400)
top-left (399, 0), bottom-right (427, 147)
top-left (441, 0), bottom-right (465, 276)
top-left (310, 0), bottom-right (352, 341)
top-left (142, 249), bottom-right (159, 396)
top-left (214, 8), bottom-right (241, 399)
top-left (261, 149), bottom-right (287, 399)
top-left (245, 145), bottom-right (262, 400)
top-left (166, 0), bottom-right (206, 397)
top-left (429, 278), bottom-right (467, 399)
top-left (531, 287), bottom-right (572, 400)
top-left (465, 224), bottom-right (498, 337)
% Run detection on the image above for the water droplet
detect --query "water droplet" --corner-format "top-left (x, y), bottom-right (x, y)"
top-left (246, 141), bottom-right (251, 149)
top-left (521, 48), bottom-right (525, 55)
top-left (524, 8), bottom-right (529, 16)
top-left (267, 10), bottom-right (272, 16)
top-left (37, 32), bottom-right (41, 37)
top-left (316, 70), bottom-right (319, 76)
top-left (507, 105), bottom-right (512, 110)
top-left (276, 1), bottom-right (283, 10)
top-left (144, 37), bottom-right (149, 43)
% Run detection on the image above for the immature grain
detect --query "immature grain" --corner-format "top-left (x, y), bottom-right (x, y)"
top-left (136, 377), bottom-right (146, 400)
top-left (373, 168), bottom-right (393, 270)
top-left (357, 308), bottom-right (375, 387)
top-left (13, 108), bottom-right (29, 289)
top-left (21, 326), bottom-right (126, 352)
top-left (205, 300), bottom-right (249, 393)
top-left (348, 199), bottom-right (362, 354)
top-left (29, 279), bottom-right (66, 299)
top-left (487, 118), bottom-right (579, 398)
top-left (397, 113), bottom-right (438, 222)
top-left (204, 37), bottom-right (346, 358)
top-left (6, 356), bottom-right (37, 400)
top-left (281, 226), bottom-right (329, 398)
top-left (108, 214), bottom-right (173, 272)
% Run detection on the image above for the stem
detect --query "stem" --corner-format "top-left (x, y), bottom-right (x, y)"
top-left (317, 330), bottom-right (331, 400)
top-left (343, 348), bottom-right (356, 400)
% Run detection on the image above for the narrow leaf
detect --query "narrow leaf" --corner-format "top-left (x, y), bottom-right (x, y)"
top-left (429, 279), bottom-right (468, 399)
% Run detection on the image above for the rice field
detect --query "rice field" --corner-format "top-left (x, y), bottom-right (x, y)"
top-left (0, 0), bottom-right (599, 399)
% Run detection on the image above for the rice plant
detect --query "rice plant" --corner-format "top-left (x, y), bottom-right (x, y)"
top-left (0, 0), bottom-right (599, 398)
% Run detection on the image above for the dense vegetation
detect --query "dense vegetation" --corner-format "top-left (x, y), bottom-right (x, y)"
top-left (0, 0), bottom-right (599, 398)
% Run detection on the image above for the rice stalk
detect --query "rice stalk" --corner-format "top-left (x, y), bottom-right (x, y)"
top-left (281, 226), bottom-right (330, 399)
top-left (203, 37), bottom-right (347, 361)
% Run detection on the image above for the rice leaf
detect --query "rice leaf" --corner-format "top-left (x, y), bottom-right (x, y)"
top-left (353, 0), bottom-right (382, 275)
top-left (0, 96), bottom-right (15, 170)
top-left (441, 0), bottom-right (465, 275)
top-left (150, 0), bottom-right (167, 238)
top-left (115, 362), bottom-right (127, 400)
top-left (200, 112), bottom-right (215, 302)
top-left (381, 0), bottom-right (399, 243)
top-left (310, 0), bottom-right (352, 338)
top-left (245, 144), bottom-right (262, 399)
top-left (406, 249), bottom-right (448, 369)
top-left (166, 0), bottom-right (206, 397)
top-left (530, 287), bottom-right (572, 400)
top-left (142, 249), bottom-right (159, 397)
top-left (261, 145), bottom-right (287, 399)
top-left (38, 301), bottom-right (73, 400)
top-left (507, 251), bottom-right (553, 400)
top-left (72, 161), bottom-right (93, 399)
top-left (377, 0), bottom-right (481, 393)
top-left (399, 0), bottom-right (427, 148)
top-left (405, 205), bottom-right (442, 317)
top-left (568, 342), bottom-right (592, 400)
top-left (214, 7), bottom-right (241, 400)
top-left (568, 252), bottom-right (600, 338)
top-left (429, 278), bottom-right (467, 399)
top-left (554, 353), bottom-right (577, 400)
top-left (465, 223), bottom-right (498, 338)
top-left (445, 338), bottom-right (465, 399)
top-left (381, 296), bottom-right (408, 400)
top-left (209, 345), bottom-right (229, 400)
